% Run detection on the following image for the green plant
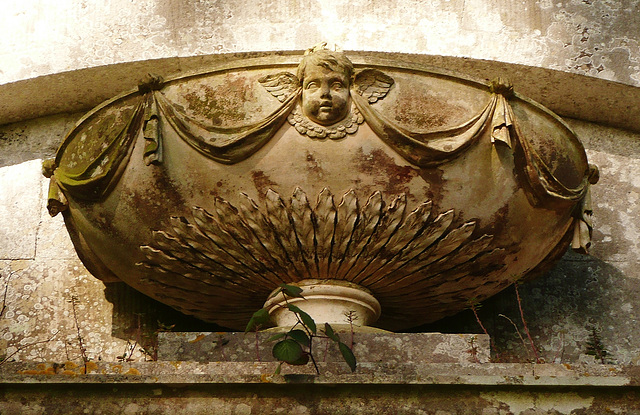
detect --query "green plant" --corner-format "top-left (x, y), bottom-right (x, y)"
top-left (585, 325), bottom-right (609, 364)
top-left (245, 283), bottom-right (356, 374)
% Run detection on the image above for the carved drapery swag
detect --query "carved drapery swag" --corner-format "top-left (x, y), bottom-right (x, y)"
top-left (46, 66), bottom-right (595, 251)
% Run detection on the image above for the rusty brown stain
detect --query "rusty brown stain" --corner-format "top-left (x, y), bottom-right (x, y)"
top-left (417, 166), bottom-right (445, 210)
top-left (551, 152), bottom-right (584, 189)
top-left (355, 148), bottom-right (420, 196)
top-left (483, 204), bottom-right (509, 240)
top-left (305, 151), bottom-right (325, 176)
top-left (251, 170), bottom-right (278, 197)
top-left (122, 167), bottom-right (187, 236)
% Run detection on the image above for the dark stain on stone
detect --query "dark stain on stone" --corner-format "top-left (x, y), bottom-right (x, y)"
top-left (183, 75), bottom-right (256, 126)
top-left (355, 147), bottom-right (420, 196)
top-left (417, 166), bottom-right (445, 210)
top-left (305, 151), bottom-right (325, 177)
top-left (125, 166), bottom-right (187, 233)
top-left (483, 204), bottom-right (510, 239)
top-left (392, 87), bottom-right (466, 130)
top-left (251, 170), bottom-right (278, 197)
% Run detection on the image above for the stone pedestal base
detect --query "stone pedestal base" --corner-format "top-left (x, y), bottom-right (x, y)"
top-left (263, 279), bottom-right (382, 328)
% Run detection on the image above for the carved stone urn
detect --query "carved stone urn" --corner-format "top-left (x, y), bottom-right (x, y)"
top-left (45, 46), bottom-right (598, 331)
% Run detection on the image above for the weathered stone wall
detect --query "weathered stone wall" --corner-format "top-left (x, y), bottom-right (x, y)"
top-left (1, 0), bottom-right (638, 87)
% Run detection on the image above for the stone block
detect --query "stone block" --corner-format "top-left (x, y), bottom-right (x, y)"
top-left (0, 160), bottom-right (43, 259)
top-left (158, 332), bottom-right (490, 364)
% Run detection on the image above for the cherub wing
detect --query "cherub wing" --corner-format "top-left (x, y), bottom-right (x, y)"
top-left (258, 72), bottom-right (300, 102)
top-left (354, 69), bottom-right (395, 104)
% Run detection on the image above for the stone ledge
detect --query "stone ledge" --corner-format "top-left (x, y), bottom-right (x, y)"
top-left (1, 362), bottom-right (638, 387)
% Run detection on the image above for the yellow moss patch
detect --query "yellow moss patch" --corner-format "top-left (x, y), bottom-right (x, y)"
top-left (80, 361), bottom-right (99, 374)
top-left (64, 361), bottom-right (78, 369)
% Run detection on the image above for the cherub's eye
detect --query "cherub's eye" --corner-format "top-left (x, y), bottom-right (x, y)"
top-left (306, 81), bottom-right (319, 89)
top-left (331, 82), bottom-right (344, 91)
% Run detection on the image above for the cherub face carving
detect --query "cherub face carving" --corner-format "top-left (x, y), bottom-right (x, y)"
top-left (301, 64), bottom-right (351, 126)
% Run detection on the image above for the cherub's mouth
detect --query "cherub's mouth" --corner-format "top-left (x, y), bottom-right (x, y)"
top-left (319, 101), bottom-right (332, 108)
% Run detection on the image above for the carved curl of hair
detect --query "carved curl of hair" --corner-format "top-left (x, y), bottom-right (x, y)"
top-left (296, 49), bottom-right (354, 85)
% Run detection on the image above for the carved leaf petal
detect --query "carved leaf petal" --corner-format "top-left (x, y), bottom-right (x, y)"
top-left (348, 194), bottom-right (406, 282)
top-left (328, 190), bottom-right (360, 278)
top-left (211, 197), bottom-right (284, 285)
top-left (191, 207), bottom-right (270, 285)
top-left (315, 188), bottom-right (337, 279)
top-left (427, 234), bottom-right (494, 276)
top-left (150, 230), bottom-right (220, 273)
top-left (401, 236), bottom-right (497, 294)
top-left (365, 209), bottom-right (454, 290)
top-left (336, 191), bottom-right (384, 279)
top-left (236, 193), bottom-right (293, 281)
top-left (289, 187), bottom-right (318, 279)
top-left (357, 201), bottom-right (433, 286)
top-left (139, 246), bottom-right (236, 290)
top-left (264, 189), bottom-right (306, 279)
top-left (166, 217), bottom-right (239, 273)
top-left (381, 200), bottom-right (433, 258)
top-left (136, 263), bottom-right (248, 303)
top-left (375, 221), bottom-right (476, 292)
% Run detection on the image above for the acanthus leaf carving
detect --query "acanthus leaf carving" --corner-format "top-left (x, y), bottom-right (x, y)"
top-left (138, 189), bottom-right (497, 309)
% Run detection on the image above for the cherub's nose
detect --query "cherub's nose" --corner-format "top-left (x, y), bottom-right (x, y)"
top-left (320, 83), bottom-right (331, 98)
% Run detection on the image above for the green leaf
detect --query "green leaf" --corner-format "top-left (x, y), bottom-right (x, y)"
top-left (273, 339), bottom-right (304, 364)
top-left (288, 329), bottom-right (310, 347)
top-left (338, 342), bottom-right (356, 372)
top-left (288, 352), bottom-right (310, 366)
top-left (287, 304), bottom-right (317, 334)
top-left (245, 308), bottom-right (270, 332)
top-left (265, 332), bottom-right (287, 343)
top-left (279, 283), bottom-right (304, 298)
top-left (274, 362), bottom-right (282, 375)
top-left (324, 323), bottom-right (340, 342)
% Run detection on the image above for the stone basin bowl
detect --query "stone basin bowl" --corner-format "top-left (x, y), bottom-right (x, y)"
top-left (45, 52), bottom-right (596, 331)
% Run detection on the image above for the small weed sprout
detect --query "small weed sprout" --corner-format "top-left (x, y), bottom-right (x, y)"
top-left (585, 325), bottom-right (610, 364)
top-left (467, 335), bottom-right (480, 363)
top-left (467, 298), bottom-right (497, 355)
